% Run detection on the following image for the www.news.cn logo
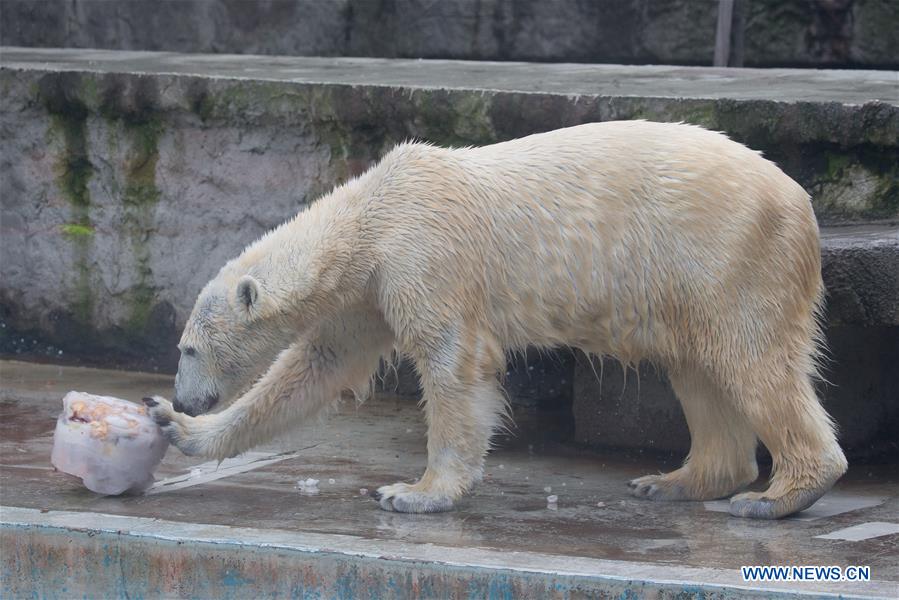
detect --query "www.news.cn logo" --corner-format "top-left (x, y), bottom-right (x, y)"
top-left (741, 565), bottom-right (871, 582)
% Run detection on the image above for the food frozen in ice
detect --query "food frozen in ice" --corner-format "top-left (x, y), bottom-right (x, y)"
top-left (51, 391), bottom-right (169, 495)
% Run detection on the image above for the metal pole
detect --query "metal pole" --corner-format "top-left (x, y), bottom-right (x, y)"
top-left (714, 0), bottom-right (735, 67)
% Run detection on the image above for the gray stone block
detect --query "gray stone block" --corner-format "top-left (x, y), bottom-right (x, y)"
top-left (821, 226), bottom-right (899, 326)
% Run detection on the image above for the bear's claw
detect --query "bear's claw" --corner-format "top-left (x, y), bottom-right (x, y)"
top-left (144, 395), bottom-right (176, 431)
top-left (142, 395), bottom-right (196, 454)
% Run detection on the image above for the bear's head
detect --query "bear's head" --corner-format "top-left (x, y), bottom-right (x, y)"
top-left (172, 260), bottom-right (298, 417)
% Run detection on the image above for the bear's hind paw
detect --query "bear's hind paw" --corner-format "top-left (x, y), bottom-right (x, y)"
top-left (729, 488), bottom-right (826, 519)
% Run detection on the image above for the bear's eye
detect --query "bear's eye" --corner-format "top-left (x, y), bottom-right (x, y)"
top-left (183, 346), bottom-right (196, 357)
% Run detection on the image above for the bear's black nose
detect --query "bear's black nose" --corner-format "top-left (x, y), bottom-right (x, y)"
top-left (172, 398), bottom-right (186, 414)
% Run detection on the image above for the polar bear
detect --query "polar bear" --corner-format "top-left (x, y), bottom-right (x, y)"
top-left (144, 120), bottom-right (847, 519)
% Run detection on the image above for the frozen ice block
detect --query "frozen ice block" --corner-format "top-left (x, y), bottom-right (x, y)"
top-left (50, 391), bottom-right (169, 495)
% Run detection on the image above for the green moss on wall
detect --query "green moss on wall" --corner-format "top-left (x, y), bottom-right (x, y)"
top-left (122, 118), bottom-right (162, 207)
top-left (190, 89), bottom-right (216, 123)
top-left (39, 72), bottom-right (169, 338)
top-left (94, 74), bottom-right (166, 337)
top-left (49, 112), bottom-right (91, 210)
top-left (41, 73), bottom-right (96, 327)
top-left (119, 117), bottom-right (163, 338)
top-left (60, 223), bottom-right (95, 238)
top-left (869, 160), bottom-right (899, 217)
top-left (826, 152), bottom-right (851, 179)
top-left (811, 147), bottom-right (899, 222)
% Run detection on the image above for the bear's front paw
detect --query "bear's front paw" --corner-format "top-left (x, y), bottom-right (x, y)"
top-left (372, 482), bottom-right (454, 513)
top-left (142, 396), bottom-right (204, 457)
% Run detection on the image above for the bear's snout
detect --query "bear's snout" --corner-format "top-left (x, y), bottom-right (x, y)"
top-left (172, 394), bottom-right (218, 417)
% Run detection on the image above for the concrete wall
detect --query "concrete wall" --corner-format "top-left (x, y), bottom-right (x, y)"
top-left (2, 0), bottom-right (898, 69)
top-left (2, 51), bottom-right (896, 369)
top-left (1, 72), bottom-right (334, 369)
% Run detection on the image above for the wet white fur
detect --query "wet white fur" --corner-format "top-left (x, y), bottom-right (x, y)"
top-left (149, 121), bottom-right (847, 519)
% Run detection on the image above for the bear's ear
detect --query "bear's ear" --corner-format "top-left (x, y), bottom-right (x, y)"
top-left (236, 275), bottom-right (261, 315)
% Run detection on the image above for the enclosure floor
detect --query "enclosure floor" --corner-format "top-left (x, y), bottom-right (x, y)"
top-left (1, 360), bottom-right (897, 598)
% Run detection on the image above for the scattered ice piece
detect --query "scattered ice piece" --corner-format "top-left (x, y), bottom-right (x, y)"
top-left (562, 482), bottom-right (566, 487)
top-left (405, 428), bottom-right (413, 433)
top-left (328, 478), bottom-right (336, 484)
top-left (546, 494), bottom-right (559, 510)
top-left (359, 487), bottom-right (369, 496)
top-left (543, 486), bottom-right (552, 493)
top-left (189, 468), bottom-right (204, 478)
top-left (596, 501), bottom-right (606, 508)
top-left (498, 464), bottom-right (505, 469)
top-left (296, 478), bottom-right (320, 494)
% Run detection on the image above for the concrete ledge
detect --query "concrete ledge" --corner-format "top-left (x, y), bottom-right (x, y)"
top-left (3, 47), bottom-right (899, 104)
top-left (2, 507), bottom-right (893, 599)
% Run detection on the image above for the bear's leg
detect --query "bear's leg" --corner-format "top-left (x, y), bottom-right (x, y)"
top-left (375, 335), bottom-right (506, 513)
top-left (728, 367), bottom-right (847, 519)
top-left (629, 366), bottom-right (759, 501)
top-left (145, 308), bottom-right (393, 460)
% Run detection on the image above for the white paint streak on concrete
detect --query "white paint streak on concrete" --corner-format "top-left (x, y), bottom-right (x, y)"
top-left (815, 522), bottom-right (899, 542)
top-left (147, 450), bottom-right (300, 494)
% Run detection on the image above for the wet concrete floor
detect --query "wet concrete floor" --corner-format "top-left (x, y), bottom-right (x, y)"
top-left (1, 360), bottom-right (897, 595)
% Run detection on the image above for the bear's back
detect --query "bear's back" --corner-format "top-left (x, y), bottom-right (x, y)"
top-left (366, 121), bottom-right (818, 356)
